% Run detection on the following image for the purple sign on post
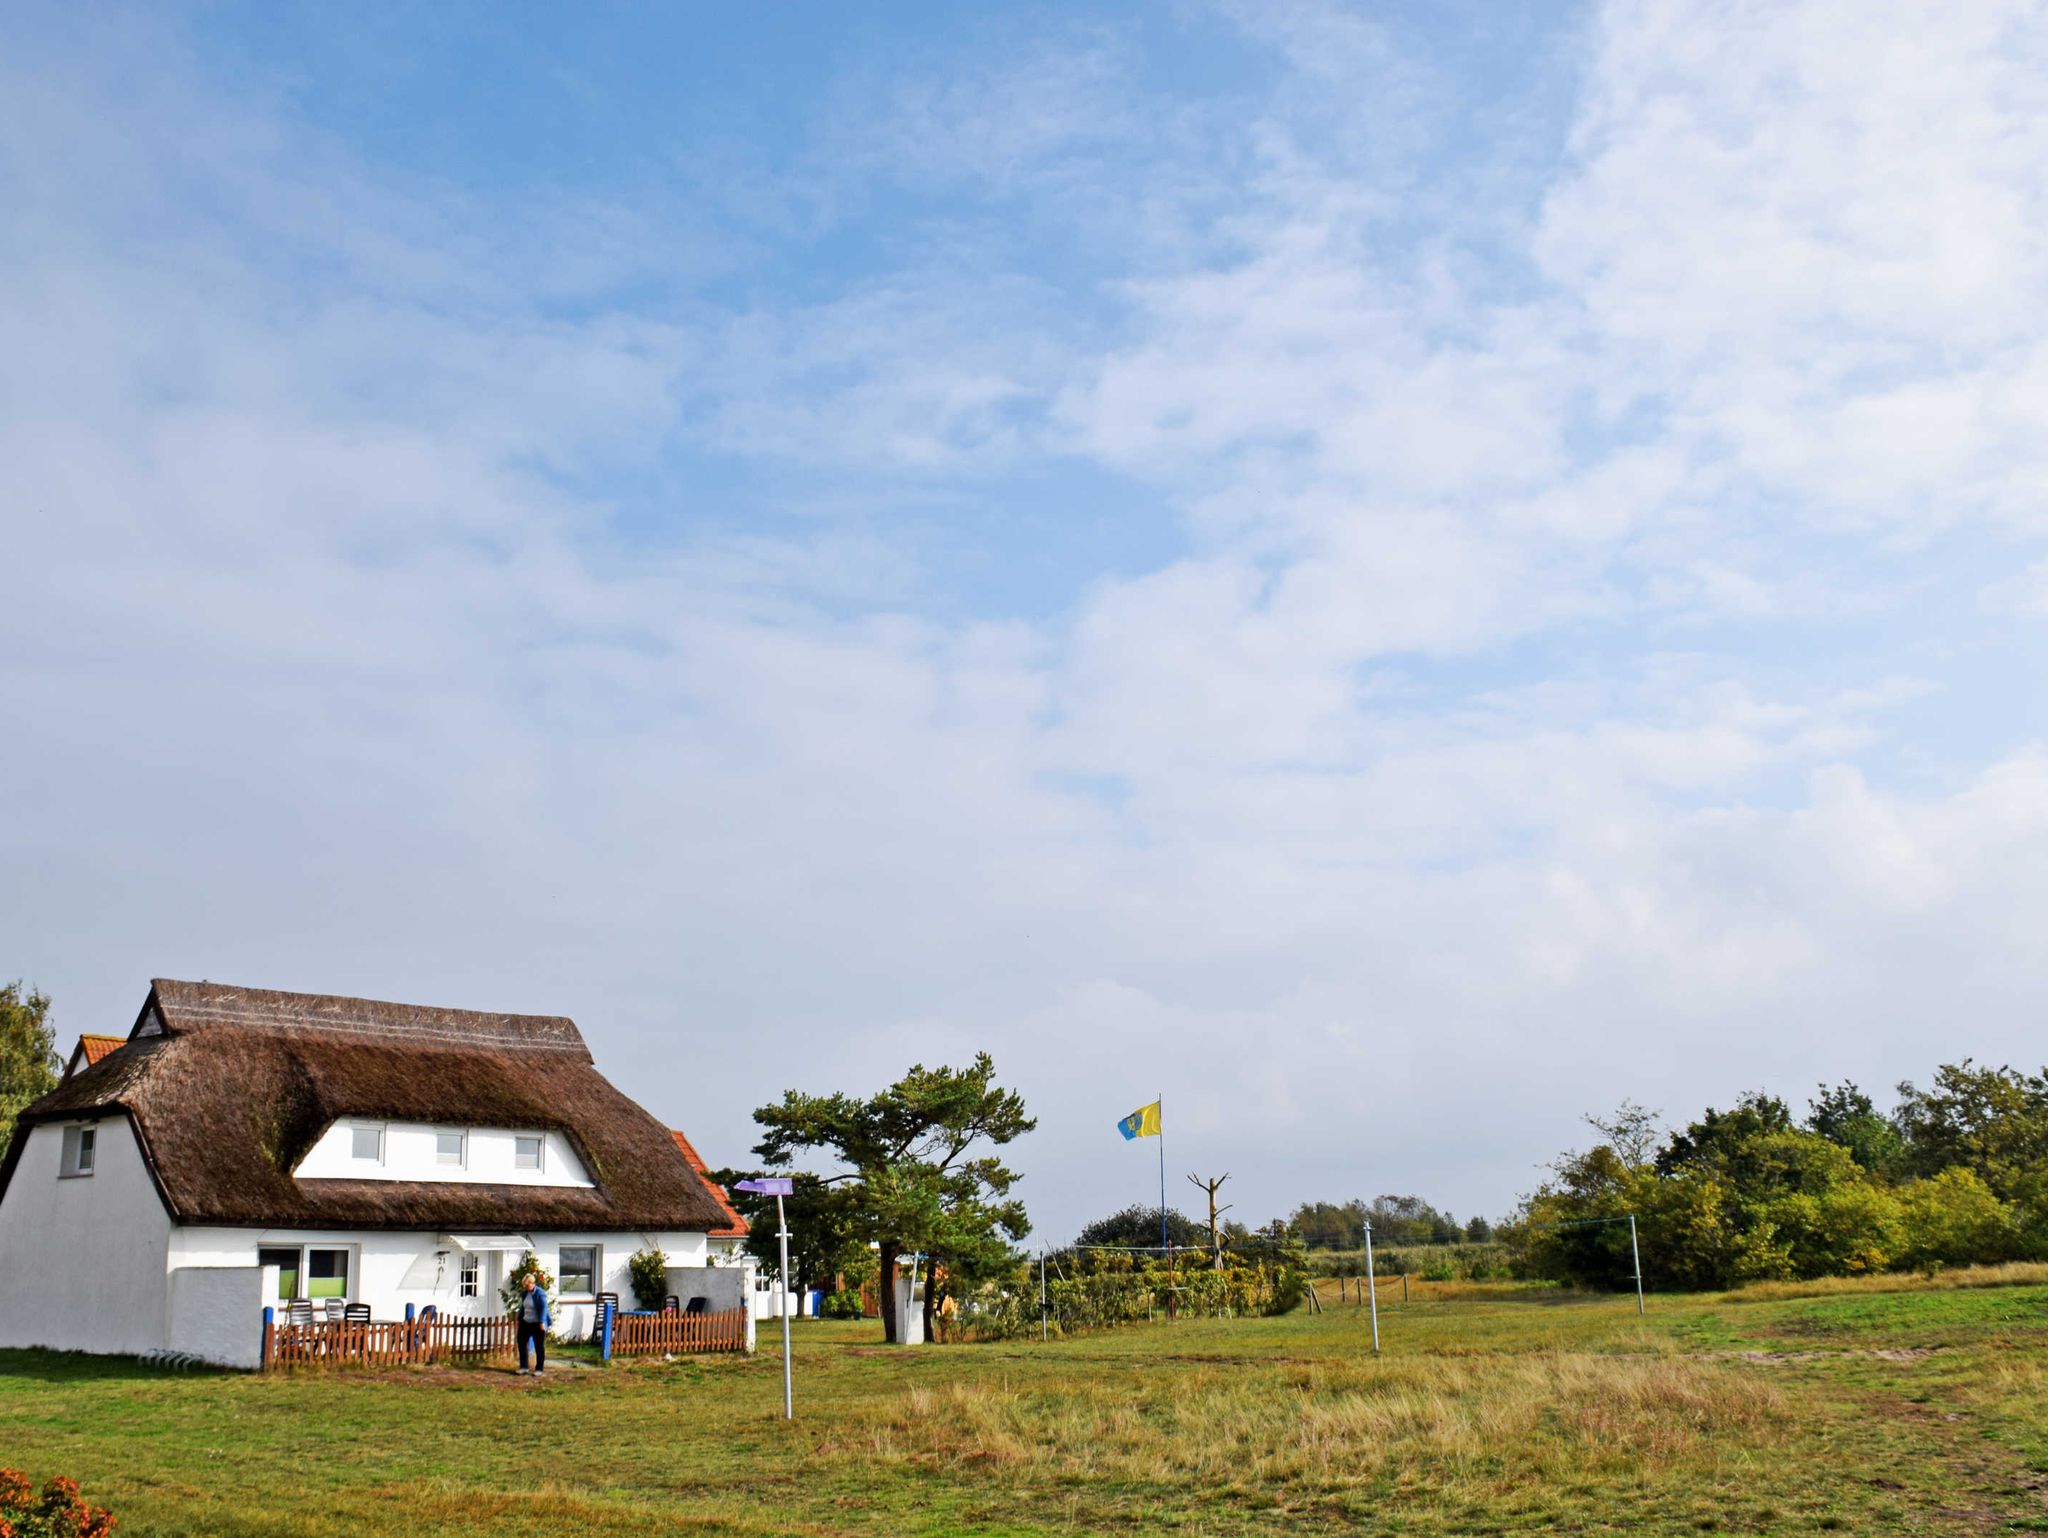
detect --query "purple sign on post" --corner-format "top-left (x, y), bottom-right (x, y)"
top-left (734, 1177), bottom-right (794, 1196)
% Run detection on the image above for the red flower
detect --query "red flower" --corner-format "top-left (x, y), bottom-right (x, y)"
top-left (38, 1477), bottom-right (85, 1527)
top-left (0, 1472), bottom-right (113, 1535)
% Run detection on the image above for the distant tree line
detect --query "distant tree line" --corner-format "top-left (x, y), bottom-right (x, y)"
top-left (1289, 1195), bottom-right (1492, 1249)
top-left (1065, 1195), bottom-right (1494, 1261)
top-left (1511, 1063), bottom-right (2048, 1290)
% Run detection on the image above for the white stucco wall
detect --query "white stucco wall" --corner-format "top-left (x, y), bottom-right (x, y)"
top-left (0, 1117), bottom-right (174, 1355)
top-left (294, 1123), bottom-right (591, 1187)
top-left (166, 1265), bottom-right (265, 1368)
top-left (893, 1274), bottom-right (927, 1344)
top-left (539, 1232), bottom-right (722, 1339)
top-left (164, 1226), bottom-right (723, 1340)
top-left (667, 1263), bottom-right (749, 1313)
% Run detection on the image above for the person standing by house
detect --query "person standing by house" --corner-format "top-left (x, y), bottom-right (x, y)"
top-left (516, 1274), bottom-right (550, 1375)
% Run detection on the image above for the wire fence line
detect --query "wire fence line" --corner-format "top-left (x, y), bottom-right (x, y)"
top-left (1026, 1212), bottom-right (1648, 1351)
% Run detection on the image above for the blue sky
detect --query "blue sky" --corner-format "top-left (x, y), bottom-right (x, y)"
top-left (5, 0), bottom-right (2048, 1242)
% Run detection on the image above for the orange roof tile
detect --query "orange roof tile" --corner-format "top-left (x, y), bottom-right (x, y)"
top-left (670, 1129), bottom-right (751, 1238)
top-left (68, 1035), bottom-right (127, 1074)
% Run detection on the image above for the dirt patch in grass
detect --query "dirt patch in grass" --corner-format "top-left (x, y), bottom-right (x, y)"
top-left (1727, 1345), bottom-right (1944, 1364)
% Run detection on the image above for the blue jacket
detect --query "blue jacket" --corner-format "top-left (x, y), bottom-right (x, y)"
top-left (518, 1287), bottom-right (551, 1328)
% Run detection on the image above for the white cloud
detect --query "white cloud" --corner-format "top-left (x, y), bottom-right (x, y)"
top-left (3, 0), bottom-right (2048, 1242)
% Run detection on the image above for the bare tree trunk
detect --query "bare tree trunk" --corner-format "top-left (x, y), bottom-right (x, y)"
top-left (878, 1237), bottom-right (900, 1344)
top-left (1188, 1172), bottom-right (1232, 1270)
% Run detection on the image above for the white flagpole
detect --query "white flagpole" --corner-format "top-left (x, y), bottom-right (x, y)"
top-left (1157, 1093), bottom-right (1166, 1253)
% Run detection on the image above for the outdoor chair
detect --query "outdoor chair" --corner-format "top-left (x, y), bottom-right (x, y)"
top-left (685, 1296), bottom-right (709, 1314)
top-left (665, 1294), bottom-right (681, 1314)
top-left (343, 1303), bottom-right (371, 1323)
top-left (322, 1299), bottom-right (346, 1322)
top-left (595, 1291), bottom-right (619, 1337)
top-left (286, 1298), bottom-right (314, 1328)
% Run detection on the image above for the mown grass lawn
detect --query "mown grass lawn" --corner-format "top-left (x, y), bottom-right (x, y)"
top-left (8, 1274), bottom-right (2048, 1535)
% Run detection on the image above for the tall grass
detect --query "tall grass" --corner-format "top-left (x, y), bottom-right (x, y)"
top-left (1718, 1261), bottom-right (2048, 1304)
top-left (830, 1352), bottom-right (1787, 1496)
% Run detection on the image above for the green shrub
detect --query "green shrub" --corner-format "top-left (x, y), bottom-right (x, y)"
top-left (822, 1287), bottom-right (864, 1320)
top-left (942, 1253), bottom-right (1309, 1340)
top-left (627, 1247), bottom-right (669, 1311)
top-left (1897, 1169), bottom-right (2019, 1271)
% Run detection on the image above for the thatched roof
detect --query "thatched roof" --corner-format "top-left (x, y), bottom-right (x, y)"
top-left (0, 980), bottom-right (731, 1233)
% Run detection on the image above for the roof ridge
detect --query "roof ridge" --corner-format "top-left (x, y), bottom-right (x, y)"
top-left (151, 979), bottom-right (588, 1056)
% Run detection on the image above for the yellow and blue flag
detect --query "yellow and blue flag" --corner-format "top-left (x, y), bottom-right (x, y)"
top-left (1117, 1100), bottom-right (1161, 1140)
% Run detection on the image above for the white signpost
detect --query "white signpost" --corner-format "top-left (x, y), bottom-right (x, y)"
top-left (735, 1177), bottom-right (795, 1418)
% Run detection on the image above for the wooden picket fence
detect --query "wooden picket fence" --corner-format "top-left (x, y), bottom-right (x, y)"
top-left (262, 1313), bottom-right (516, 1370)
top-left (607, 1306), bottom-right (747, 1358)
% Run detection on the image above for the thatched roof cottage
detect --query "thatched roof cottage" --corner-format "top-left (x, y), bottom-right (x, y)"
top-left (0, 979), bottom-right (754, 1367)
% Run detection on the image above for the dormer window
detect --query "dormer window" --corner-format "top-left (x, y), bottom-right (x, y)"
top-left (350, 1124), bottom-right (385, 1163)
top-left (60, 1124), bottom-right (96, 1178)
top-left (513, 1134), bottom-right (544, 1172)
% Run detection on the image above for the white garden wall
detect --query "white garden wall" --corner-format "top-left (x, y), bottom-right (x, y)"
top-left (166, 1265), bottom-right (265, 1368)
top-left (667, 1262), bottom-right (749, 1313)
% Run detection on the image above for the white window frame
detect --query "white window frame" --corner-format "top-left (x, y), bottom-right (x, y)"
top-left (435, 1129), bottom-right (467, 1168)
top-left (513, 1134), bottom-right (544, 1172)
top-left (458, 1252), bottom-right (481, 1298)
top-left (303, 1245), bottom-right (352, 1303)
top-left (350, 1123), bottom-right (386, 1163)
top-left (59, 1123), bottom-right (96, 1179)
top-left (557, 1242), bottom-right (600, 1299)
top-left (264, 1243), bottom-right (358, 1304)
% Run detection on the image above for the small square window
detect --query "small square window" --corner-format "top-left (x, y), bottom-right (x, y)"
top-left (558, 1244), bottom-right (598, 1296)
top-left (436, 1131), bottom-right (465, 1167)
top-left (259, 1247), bottom-right (300, 1300)
top-left (307, 1247), bottom-right (349, 1299)
top-left (60, 1125), bottom-right (96, 1178)
top-left (513, 1135), bottom-right (543, 1171)
top-left (351, 1125), bottom-right (384, 1162)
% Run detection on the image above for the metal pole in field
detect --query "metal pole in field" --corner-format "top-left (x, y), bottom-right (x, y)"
top-left (736, 1177), bottom-right (797, 1418)
top-left (1629, 1213), bottom-right (1644, 1317)
top-left (777, 1192), bottom-right (793, 1416)
top-left (1040, 1250), bottom-right (1048, 1343)
top-left (1363, 1219), bottom-right (1380, 1353)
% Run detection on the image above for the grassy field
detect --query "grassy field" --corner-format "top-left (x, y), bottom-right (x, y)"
top-left (9, 1272), bottom-right (2048, 1536)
